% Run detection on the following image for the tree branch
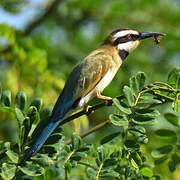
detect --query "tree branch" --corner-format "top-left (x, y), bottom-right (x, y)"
top-left (64, 120), bottom-right (111, 145)
top-left (24, 0), bottom-right (61, 35)
top-left (59, 95), bottom-right (124, 127)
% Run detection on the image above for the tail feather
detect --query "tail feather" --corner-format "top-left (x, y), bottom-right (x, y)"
top-left (19, 120), bottom-right (61, 165)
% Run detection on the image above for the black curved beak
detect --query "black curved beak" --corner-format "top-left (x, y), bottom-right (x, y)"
top-left (139, 32), bottom-right (165, 40)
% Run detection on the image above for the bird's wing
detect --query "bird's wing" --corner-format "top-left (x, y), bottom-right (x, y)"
top-left (51, 51), bottom-right (112, 121)
top-left (20, 51), bottom-right (113, 163)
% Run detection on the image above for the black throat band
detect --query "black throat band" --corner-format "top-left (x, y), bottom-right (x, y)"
top-left (118, 50), bottom-right (129, 61)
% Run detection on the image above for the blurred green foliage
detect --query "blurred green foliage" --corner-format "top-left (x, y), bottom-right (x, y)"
top-left (0, 0), bottom-right (180, 179)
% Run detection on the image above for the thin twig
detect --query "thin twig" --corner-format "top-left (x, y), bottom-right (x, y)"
top-left (96, 163), bottom-right (103, 180)
top-left (153, 81), bottom-right (175, 90)
top-left (59, 95), bottom-right (124, 127)
top-left (64, 120), bottom-right (111, 145)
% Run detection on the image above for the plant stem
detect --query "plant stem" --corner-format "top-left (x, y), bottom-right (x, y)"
top-left (64, 120), bottom-right (111, 145)
top-left (96, 163), bottom-right (103, 180)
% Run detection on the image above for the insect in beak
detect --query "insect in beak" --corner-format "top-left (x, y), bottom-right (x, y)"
top-left (139, 32), bottom-right (165, 44)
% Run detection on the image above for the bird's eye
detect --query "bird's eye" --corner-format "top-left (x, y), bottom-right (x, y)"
top-left (127, 34), bottom-right (132, 39)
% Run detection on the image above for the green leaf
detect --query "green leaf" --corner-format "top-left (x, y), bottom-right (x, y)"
top-left (0, 163), bottom-right (16, 180)
top-left (151, 145), bottom-right (173, 159)
top-left (18, 162), bottom-right (45, 176)
top-left (96, 146), bottom-right (106, 166)
top-left (154, 156), bottom-right (168, 165)
top-left (155, 129), bottom-right (177, 140)
top-left (136, 72), bottom-right (146, 91)
top-left (112, 98), bottom-right (131, 114)
top-left (15, 91), bottom-right (27, 110)
top-left (152, 174), bottom-right (162, 180)
top-left (72, 133), bottom-right (82, 150)
top-left (1, 90), bottom-right (11, 107)
top-left (129, 76), bottom-right (139, 96)
top-left (132, 109), bottom-right (159, 125)
top-left (27, 106), bottom-right (39, 125)
top-left (100, 131), bottom-right (121, 145)
top-left (173, 98), bottom-right (180, 112)
top-left (86, 167), bottom-right (96, 180)
top-left (168, 153), bottom-right (180, 172)
top-left (129, 72), bottom-right (146, 96)
top-left (4, 142), bottom-right (18, 164)
top-left (128, 125), bottom-right (146, 135)
top-left (109, 114), bottom-right (129, 127)
top-left (100, 171), bottom-right (119, 178)
top-left (30, 98), bottom-right (43, 112)
top-left (32, 154), bottom-right (53, 166)
top-left (167, 67), bottom-right (180, 90)
top-left (103, 159), bottom-right (118, 170)
top-left (123, 86), bottom-right (135, 106)
top-left (124, 140), bottom-right (140, 152)
top-left (138, 94), bottom-right (161, 105)
top-left (23, 117), bottom-right (31, 144)
top-left (164, 112), bottom-right (180, 127)
top-left (130, 152), bottom-right (142, 167)
top-left (139, 167), bottom-right (153, 178)
top-left (15, 108), bottom-right (25, 126)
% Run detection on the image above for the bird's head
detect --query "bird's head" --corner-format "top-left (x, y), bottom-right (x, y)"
top-left (103, 28), bottom-right (165, 60)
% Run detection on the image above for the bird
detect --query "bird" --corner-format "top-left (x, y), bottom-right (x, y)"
top-left (19, 28), bottom-right (164, 165)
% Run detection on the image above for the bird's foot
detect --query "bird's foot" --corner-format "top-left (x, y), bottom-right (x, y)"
top-left (84, 105), bottom-right (93, 115)
top-left (96, 92), bottom-right (112, 101)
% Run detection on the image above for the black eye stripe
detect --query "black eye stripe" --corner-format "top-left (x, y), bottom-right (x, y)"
top-left (114, 34), bottom-right (140, 45)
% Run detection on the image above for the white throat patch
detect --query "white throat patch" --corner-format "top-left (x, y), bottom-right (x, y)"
top-left (117, 41), bottom-right (140, 53)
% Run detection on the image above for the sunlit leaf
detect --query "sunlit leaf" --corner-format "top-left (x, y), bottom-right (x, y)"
top-left (139, 167), bottom-right (153, 178)
top-left (72, 133), bottom-right (82, 150)
top-left (109, 114), bottom-right (129, 127)
top-left (4, 142), bottom-right (18, 163)
top-left (123, 85), bottom-right (135, 106)
top-left (15, 107), bottom-right (25, 126)
top-left (32, 154), bottom-right (53, 167)
top-left (130, 152), bottom-right (142, 167)
top-left (96, 146), bottom-right (106, 166)
top-left (112, 98), bottom-right (131, 114)
top-left (0, 163), bottom-right (16, 180)
top-left (18, 162), bottom-right (45, 176)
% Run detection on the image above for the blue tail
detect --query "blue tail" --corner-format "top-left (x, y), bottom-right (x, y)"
top-left (19, 119), bottom-right (61, 165)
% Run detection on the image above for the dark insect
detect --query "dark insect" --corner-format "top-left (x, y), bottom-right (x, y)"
top-left (154, 35), bottom-right (163, 44)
